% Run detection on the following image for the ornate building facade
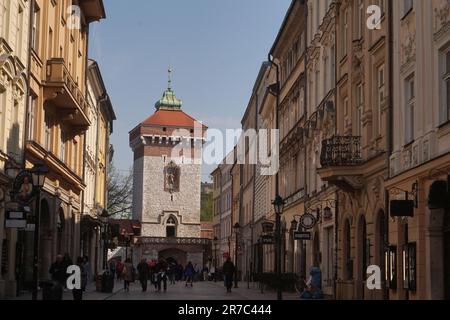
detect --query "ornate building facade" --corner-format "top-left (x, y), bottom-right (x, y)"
top-left (130, 77), bottom-right (209, 267)
top-left (82, 59), bottom-right (115, 275)
top-left (22, 0), bottom-right (105, 288)
top-left (317, 0), bottom-right (390, 300)
top-left (0, 0), bottom-right (31, 298)
top-left (385, 0), bottom-right (450, 300)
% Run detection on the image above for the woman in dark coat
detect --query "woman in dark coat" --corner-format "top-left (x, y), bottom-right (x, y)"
top-left (137, 258), bottom-right (150, 292)
top-left (222, 258), bottom-right (235, 293)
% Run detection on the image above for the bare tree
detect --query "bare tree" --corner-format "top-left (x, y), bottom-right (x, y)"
top-left (107, 163), bottom-right (133, 219)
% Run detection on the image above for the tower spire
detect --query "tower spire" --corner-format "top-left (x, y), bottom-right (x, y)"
top-left (155, 67), bottom-right (182, 110)
top-left (168, 67), bottom-right (173, 90)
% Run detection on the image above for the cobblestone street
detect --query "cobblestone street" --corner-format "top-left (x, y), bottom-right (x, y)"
top-left (12, 280), bottom-right (300, 301)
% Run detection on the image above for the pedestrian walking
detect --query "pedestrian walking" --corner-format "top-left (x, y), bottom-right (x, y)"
top-left (62, 253), bottom-right (73, 290)
top-left (72, 257), bottom-right (86, 300)
top-left (203, 266), bottom-right (208, 281)
top-left (223, 258), bottom-right (235, 293)
top-left (116, 258), bottom-right (124, 281)
top-left (82, 256), bottom-right (91, 291)
top-left (109, 259), bottom-right (116, 279)
top-left (209, 265), bottom-right (216, 282)
top-left (137, 258), bottom-right (150, 292)
top-left (155, 258), bottom-right (168, 292)
top-left (49, 255), bottom-right (66, 288)
top-left (122, 258), bottom-right (134, 292)
top-left (184, 262), bottom-right (195, 287)
top-left (168, 263), bottom-right (176, 285)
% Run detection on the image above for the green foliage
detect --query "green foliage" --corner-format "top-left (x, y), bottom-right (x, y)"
top-left (201, 192), bottom-right (213, 222)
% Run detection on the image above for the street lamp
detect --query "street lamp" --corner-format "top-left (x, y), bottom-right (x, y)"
top-left (99, 209), bottom-right (109, 270)
top-left (233, 223), bottom-right (241, 288)
top-left (213, 237), bottom-right (219, 263)
top-left (272, 194), bottom-right (285, 301)
top-left (30, 161), bottom-right (49, 301)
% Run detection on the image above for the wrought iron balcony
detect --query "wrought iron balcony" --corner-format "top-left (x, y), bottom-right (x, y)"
top-left (320, 136), bottom-right (363, 167)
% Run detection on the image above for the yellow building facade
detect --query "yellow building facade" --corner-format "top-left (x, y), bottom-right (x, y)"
top-left (0, 0), bottom-right (31, 298)
top-left (22, 0), bottom-right (105, 286)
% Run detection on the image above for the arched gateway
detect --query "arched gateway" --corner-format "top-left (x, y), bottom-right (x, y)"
top-left (129, 74), bottom-right (210, 267)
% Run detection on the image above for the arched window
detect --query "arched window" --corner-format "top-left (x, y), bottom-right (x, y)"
top-left (344, 219), bottom-right (353, 280)
top-left (358, 216), bottom-right (369, 281)
top-left (57, 208), bottom-right (65, 254)
top-left (166, 216), bottom-right (177, 238)
top-left (376, 211), bottom-right (386, 268)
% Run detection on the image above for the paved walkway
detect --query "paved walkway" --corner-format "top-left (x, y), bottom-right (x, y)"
top-left (10, 280), bottom-right (301, 301)
top-left (106, 280), bottom-right (300, 301)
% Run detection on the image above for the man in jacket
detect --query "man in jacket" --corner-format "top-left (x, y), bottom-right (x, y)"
top-left (222, 258), bottom-right (235, 293)
top-left (137, 258), bottom-right (150, 292)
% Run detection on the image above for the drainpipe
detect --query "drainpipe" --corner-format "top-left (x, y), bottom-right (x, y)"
top-left (333, 1), bottom-right (339, 301)
top-left (251, 91), bottom-right (258, 286)
top-left (268, 51), bottom-right (282, 300)
top-left (23, 0), bottom-right (34, 168)
top-left (302, 0), bottom-right (309, 284)
top-left (16, 0), bottom-right (36, 297)
top-left (385, 0), bottom-right (394, 301)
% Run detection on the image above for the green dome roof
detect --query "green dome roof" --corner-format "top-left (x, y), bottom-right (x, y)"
top-left (155, 87), bottom-right (183, 110)
top-left (155, 68), bottom-right (183, 110)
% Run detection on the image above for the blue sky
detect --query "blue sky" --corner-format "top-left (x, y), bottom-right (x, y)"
top-left (89, 0), bottom-right (292, 181)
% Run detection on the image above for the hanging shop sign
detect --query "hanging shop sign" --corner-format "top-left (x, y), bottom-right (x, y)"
top-left (390, 200), bottom-right (415, 217)
top-left (299, 213), bottom-right (316, 230)
top-left (261, 235), bottom-right (275, 245)
top-left (294, 231), bottom-right (312, 241)
top-left (5, 210), bottom-right (26, 229)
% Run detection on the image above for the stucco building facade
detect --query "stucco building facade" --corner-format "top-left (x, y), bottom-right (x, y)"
top-left (0, 0), bottom-right (31, 299)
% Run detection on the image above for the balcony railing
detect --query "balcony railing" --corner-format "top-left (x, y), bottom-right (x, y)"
top-left (45, 58), bottom-right (90, 127)
top-left (320, 136), bottom-right (363, 167)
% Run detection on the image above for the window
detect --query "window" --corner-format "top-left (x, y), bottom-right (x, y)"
top-left (403, 243), bottom-right (417, 291)
top-left (356, 0), bottom-right (364, 39)
top-left (44, 113), bottom-right (52, 151)
top-left (386, 246), bottom-right (397, 289)
top-left (378, 0), bottom-right (386, 15)
top-left (73, 139), bottom-right (78, 171)
top-left (331, 45), bottom-right (336, 86)
top-left (440, 49), bottom-right (450, 123)
top-left (403, 0), bottom-right (413, 17)
top-left (48, 27), bottom-right (53, 58)
top-left (344, 220), bottom-right (353, 280)
top-left (405, 75), bottom-right (415, 144)
top-left (343, 9), bottom-right (349, 57)
top-left (315, 69), bottom-right (320, 107)
top-left (0, 1), bottom-right (6, 37)
top-left (7, 102), bottom-right (21, 158)
top-left (377, 64), bottom-right (386, 135)
top-left (356, 84), bottom-right (364, 136)
top-left (31, 2), bottom-right (40, 52)
top-left (344, 96), bottom-right (350, 128)
top-left (324, 54), bottom-right (329, 94)
top-left (60, 130), bottom-right (66, 162)
top-left (324, 227), bottom-right (334, 286)
top-left (27, 95), bottom-right (36, 140)
top-left (299, 87), bottom-right (305, 117)
top-left (17, 6), bottom-right (24, 58)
